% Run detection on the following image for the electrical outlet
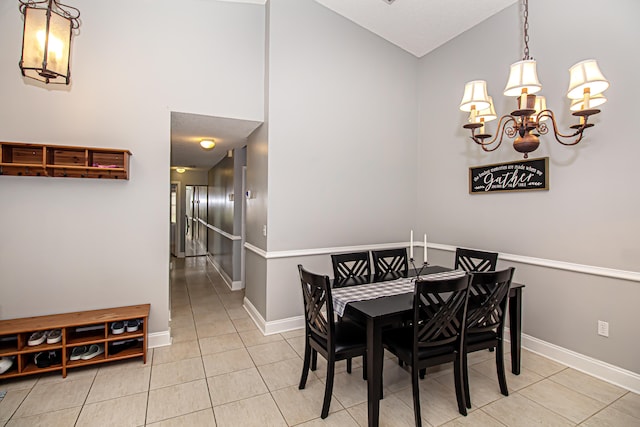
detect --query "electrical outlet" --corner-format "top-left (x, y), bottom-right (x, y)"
top-left (262, 225), bottom-right (267, 237)
top-left (597, 320), bottom-right (609, 337)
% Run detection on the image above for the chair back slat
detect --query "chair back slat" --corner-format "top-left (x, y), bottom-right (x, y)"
top-left (413, 274), bottom-right (472, 349)
top-left (466, 268), bottom-right (515, 334)
top-left (298, 265), bottom-right (334, 344)
top-left (331, 252), bottom-right (370, 281)
top-left (372, 248), bottom-right (408, 277)
top-left (454, 248), bottom-right (498, 272)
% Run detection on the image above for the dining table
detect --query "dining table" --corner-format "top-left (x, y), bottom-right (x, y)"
top-left (331, 264), bottom-right (525, 427)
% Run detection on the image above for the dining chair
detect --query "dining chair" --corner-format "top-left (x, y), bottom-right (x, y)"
top-left (331, 251), bottom-right (371, 282)
top-left (371, 248), bottom-right (409, 277)
top-left (463, 267), bottom-right (515, 408)
top-left (297, 265), bottom-right (368, 419)
top-left (454, 247), bottom-right (498, 272)
top-left (382, 273), bottom-right (472, 425)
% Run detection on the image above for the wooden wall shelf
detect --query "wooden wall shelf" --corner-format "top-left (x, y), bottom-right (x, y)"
top-left (0, 142), bottom-right (131, 180)
top-left (0, 304), bottom-right (149, 379)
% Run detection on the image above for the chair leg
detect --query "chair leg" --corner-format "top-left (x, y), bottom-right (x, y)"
top-left (463, 351), bottom-right (471, 409)
top-left (454, 355), bottom-right (468, 416)
top-left (411, 365), bottom-right (422, 427)
top-left (321, 356), bottom-right (336, 419)
top-left (311, 349), bottom-right (318, 371)
top-left (496, 342), bottom-right (509, 396)
top-left (346, 358), bottom-right (352, 374)
top-left (419, 368), bottom-right (426, 379)
top-left (299, 339), bottom-right (311, 390)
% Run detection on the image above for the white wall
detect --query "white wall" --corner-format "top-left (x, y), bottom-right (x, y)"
top-left (0, 0), bottom-right (264, 337)
top-left (417, 0), bottom-right (640, 373)
top-left (244, 0), bottom-right (419, 324)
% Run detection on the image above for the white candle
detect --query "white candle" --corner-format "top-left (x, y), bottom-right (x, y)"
top-left (409, 230), bottom-right (414, 260)
top-left (423, 234), bottom-right (428, 264)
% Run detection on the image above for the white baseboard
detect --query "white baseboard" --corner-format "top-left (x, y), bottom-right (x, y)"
top-left (243, 297), bottom-right (304, 336)
top-left (148, 330), bottom-right (172, 348)
top-left (206, 254), bottom-right (244, 291)
top-left (518, 331), bottom-right (640, 394)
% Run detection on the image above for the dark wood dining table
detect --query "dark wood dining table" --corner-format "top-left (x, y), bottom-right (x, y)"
top-left (332, 265), bottom-right (524, 427)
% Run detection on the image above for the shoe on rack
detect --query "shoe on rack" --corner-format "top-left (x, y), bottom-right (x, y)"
top-left (46, 329), bottom-right (62, 344)
top-left (125, 319), bottom-right (140, 333)
top-left (48, 350), bottom-right (61, 365)
top-left (34, 351), bottom-right (50, 368)
top-left (111, 322), bottom-right (125, 335)
top-left (28, 331), bottom-right (47, 346)
top-left (109, 339), bottom-right (138, 355)
top-left (70, 346), bottom-right (88, 361)
top-left (81, 344), bottom-right (104, 360)
top-left (0, 356), bottom-right (15, 374)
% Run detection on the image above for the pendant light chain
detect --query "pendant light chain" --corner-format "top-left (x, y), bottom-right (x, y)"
top-left (522, 0), bottom-right (531, 60)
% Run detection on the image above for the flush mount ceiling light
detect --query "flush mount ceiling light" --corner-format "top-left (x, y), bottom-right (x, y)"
top-left (175, 167), bottom-right (186, 174)
top-left (200, 139), bottom-right (215, 150)
top-left (459, 0), bottom-right (610, 158)
top-left (19, 0), bottom-right (81, 85)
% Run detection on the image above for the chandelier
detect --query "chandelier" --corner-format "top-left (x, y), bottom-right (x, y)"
top-left (459, 0), bottom-right (610, 158)
top-left (19, 0), bottom-right (81, 85)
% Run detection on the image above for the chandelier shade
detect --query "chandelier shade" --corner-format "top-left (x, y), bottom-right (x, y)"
top-left (19, 0), bottom-right (80, 85)
top-left (503, 60), bottom-right (542, 96)
top-left (459, 80), bottom-right (490, 112)
top-left (567, 59), bottom-right (610, 100)
top-left (469, 96), bottom-right (497, 123)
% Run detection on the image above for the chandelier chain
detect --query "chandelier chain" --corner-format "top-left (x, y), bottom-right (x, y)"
top-left (522, 0), bottom-right (530, 60)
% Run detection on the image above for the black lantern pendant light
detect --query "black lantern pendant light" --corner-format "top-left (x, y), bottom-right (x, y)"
top-left (19, 0), bottom-right (80, 85)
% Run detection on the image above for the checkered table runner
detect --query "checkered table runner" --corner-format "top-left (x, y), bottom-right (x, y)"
top-left (332, 270), bottom-right (466, 317)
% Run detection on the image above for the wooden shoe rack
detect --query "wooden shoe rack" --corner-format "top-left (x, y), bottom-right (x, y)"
top-left (0, 141), bottom-right (131, 180)
top-left (0, 304), bottom-right (149, 380)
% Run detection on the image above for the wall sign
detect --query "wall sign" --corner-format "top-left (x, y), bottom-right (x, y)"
top-left (469, 157), bottom-right (549, 194)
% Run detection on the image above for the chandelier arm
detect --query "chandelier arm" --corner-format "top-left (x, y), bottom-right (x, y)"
top-left (470, 115), bottom-right (517, 152)
top-left (537, 110), bottom-right (587, 146)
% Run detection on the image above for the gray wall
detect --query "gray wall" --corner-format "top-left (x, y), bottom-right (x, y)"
top-left (244, 0), bottom-right (419, 324)
top-left (207, 155), bottom-right (235, 278)
top-left (416, 0), bottom-right (640, 372)
top-left (0, 0), bottom-right (265, 338)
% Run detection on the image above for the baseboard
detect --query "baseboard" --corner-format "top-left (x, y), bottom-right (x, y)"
top-left (243, 297), bottom-right (304, 336)
top-left (243, 297), bottom-right (266, 334)
top-left (148, 330), bottom-right (172, 348)
top-left (516, 330), bottom-right (640, 393)
top-left (206, 254), bottom-right (243, 291)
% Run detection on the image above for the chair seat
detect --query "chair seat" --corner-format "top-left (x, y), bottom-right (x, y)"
top-left (311, 320), bottom-right (366, 355)
top-left (466, 330), bottom-right (497, 345)
top-left (383, 327), bottom-right (456, 363)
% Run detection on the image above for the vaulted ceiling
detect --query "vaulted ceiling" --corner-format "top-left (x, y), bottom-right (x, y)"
top-left (172, 0), bottom-right (518, 170)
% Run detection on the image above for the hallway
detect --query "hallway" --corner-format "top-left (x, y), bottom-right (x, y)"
top-left (0, 257), bottom-right (639, 425)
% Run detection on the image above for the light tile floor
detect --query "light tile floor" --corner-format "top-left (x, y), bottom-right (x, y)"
top-left (1, 256), bottom-right (638, 426)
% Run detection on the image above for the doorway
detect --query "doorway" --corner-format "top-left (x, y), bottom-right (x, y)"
top-left (185, 185), bottom-right (208, 257)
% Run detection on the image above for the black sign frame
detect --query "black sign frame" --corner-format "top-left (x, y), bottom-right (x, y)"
top-left (469, 157), bottom-right (549, 194)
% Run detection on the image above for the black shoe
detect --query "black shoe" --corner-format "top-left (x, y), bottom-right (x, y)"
top-left (109, 339), bottom-right (138, 355)
top-left (49, 350), bottom-right (61, 365)
top-left (34, 352), bottom-right (50, 368)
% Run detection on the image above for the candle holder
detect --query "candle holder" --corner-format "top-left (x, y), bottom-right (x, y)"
top-left (410, 258), bottom-right (429, 280)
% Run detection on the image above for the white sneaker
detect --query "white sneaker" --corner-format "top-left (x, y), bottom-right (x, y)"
top-left (27, 331), bottom-right (46, 346)
top-left (46, 329), bottom-right (62, 344)
top-left (125, 319), bottom-right (140, 333)
top-left (0, 356), bottom-right (15, 374)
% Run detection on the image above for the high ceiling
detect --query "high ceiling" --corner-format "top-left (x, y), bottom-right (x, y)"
top-left (172, 0), bottom-right (518, 171)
